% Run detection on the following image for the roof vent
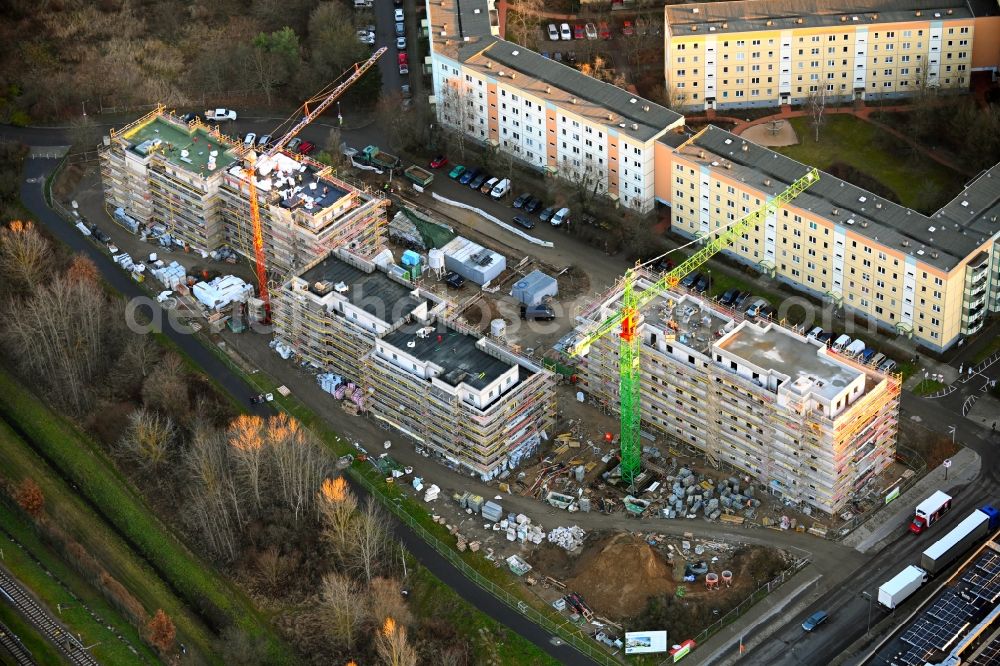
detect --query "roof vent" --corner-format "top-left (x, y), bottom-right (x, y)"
top-left (961, 200), bottom-right (969, 207)
top-left (901, 239), bottom-right (910, 247)
top-left (629, 98), bottom-right (637, 104)
top-left (619, 122), bottom-right (627, 128)
top-left (876, 202), bottom-right (882, 209)
top-left (607, 113), bottom-right (614, 120)
top-left (796, 18), bottom-right (804, 24)
top-left (546, 86), bottom-right (551, 93)
top-left (725, 161), bottom-right (732, 169)
top-left (764, 178), bottom-right (772, 186)
top-left (642, 105), bottom-right (650, 112)
top-left (915, 10), bottom-right (921, 16)
top-left (474, 7), bottom-right (480, 12)
top-left (511, 49), bottom-right (519, 55)
top-left (486, 61), bottom-right (493, 68)
top-left (631, 123), bottom-right (639, 130)
top-left (991, 215), bottom-right (998, 222)
top-left (860, 220), bottom-right (869, 227)
top-left (846, 218), bottom-right (856, 225)
top-left (931, 251), bottom-right (939, 259)
top-left (510, 72), bottom-right (516, 79)
top-left (722, 22), bottom-right (728, 28)
top-left (831, 208), bottom-right (840, 216)
top-left (858, 196), bottom-right (867, 203)
top-left (840, 16), bottom-right (847, 21)
top-left (947, 9), bottom-right (952, 14)
top-left (691, 25), bottom-right (698, 31)
top-left (766, 19), bottom-right (773, 26)
top-left (692, 6), bottom-right (699, 12)
top-left (571, 97), bottom-right (578, 104)
top-left (709, 26), bottom-right (716, 31)
top-left (741, 142), bottom-right (748, 151)
top-left (698, 150), bottom-right (706, 158)
top-left (872, 13), bottom-right (879, 19)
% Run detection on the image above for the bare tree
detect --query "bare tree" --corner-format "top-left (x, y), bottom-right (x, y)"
top-left (141, 352), bottom-right (189, 418)
top-left (806, 87), bottom-right (827, 142)
top-left (436, 81), bottom-right (472, 160)
top-left (504, 0), bottom-right (542, 49)
top-left (228, 414), bottom-right (267, 509)
top-left (374, 617), bottom-right (417, 666)
top-left (367, 577), bottom-right (411, 628)
top-left (558, 154), bottom-right (608, 212)
top-left (108, 333), bottom-right (161, 398)
top-left (0, 220), bottom-right (53, 294)
top-left (118, 407), bottom-right (177, 469)
top-left (266, 414), bottom-right (328, 521)
top-left (320, 572), bottom-right (364, 651)
top-left (185, 422), bottom-right (241, 561)
top-left (348, 500), bottom-right (391, 584)
top-left (318, 477), bottom-right (358, 559)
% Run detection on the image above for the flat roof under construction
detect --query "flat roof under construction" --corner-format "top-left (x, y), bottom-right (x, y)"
top-left (718, 323), bottom-right (862, 401)
top-left (245, 152), bottom-right (351, 214)
top-left (382, 324), bottom-right (516, 390)
top-left (298, 254), bottom-right (424, 321)
top-left (124, 115), bottom-right (237, 176)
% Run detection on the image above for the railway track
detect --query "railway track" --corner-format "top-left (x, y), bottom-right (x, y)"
top-left (0, 568), bottom-right (99, 666)
top-left (0, 619), bottom-right (36, 666)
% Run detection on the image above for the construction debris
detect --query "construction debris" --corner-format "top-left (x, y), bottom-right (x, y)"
top-left (548, 525), bottom-right (586, 551)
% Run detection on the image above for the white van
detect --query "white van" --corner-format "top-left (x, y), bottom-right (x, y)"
top-left (551, 207), bottom-right (571, 226)
top-left (490, 178), bottom-right (511, 199)
top-left (832, 334), bottom-right (852, 351)
top-left (845, 339), bottom-right (866, 357)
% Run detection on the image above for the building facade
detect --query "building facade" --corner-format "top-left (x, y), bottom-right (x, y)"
top-left (575, 275), bottom-right (899, 514)
top-left (426, 0), bottom-right (683, 212)
top-left (655, 125), bottom-right (1000, 351)
top-left (664, 0), bottom-right (996, 111)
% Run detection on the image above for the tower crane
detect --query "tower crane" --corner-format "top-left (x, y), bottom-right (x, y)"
top-left (243, 47), bottom-right (387, 322)
top-left (569, 167), bottom-right (819, 485)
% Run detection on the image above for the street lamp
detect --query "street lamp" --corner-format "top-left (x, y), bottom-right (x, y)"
top-left (861, 591), bottom-right (873, 636)
top-left (947, 425), bottom-right (956, 445)
top-left (337, 101), bottom-right (343, 126)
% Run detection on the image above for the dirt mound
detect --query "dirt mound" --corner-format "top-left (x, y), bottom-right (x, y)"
top-left (565, 533), bottom-right (674, 618)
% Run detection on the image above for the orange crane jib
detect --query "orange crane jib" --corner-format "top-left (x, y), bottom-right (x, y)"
top-left (245, 47), bottom-right (387, 322)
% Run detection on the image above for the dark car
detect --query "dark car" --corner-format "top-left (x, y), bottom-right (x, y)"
top-left (520, 304), bottom-right (555, 321)
top-left (512, 193), bottom-right (531, 209)
top-left (564, 51), bottom-right (577, 64)
top-left (445, 271), bottom-right (466, 288)
top-left (523, 196), bottom-right (542, 213)
top-left (459, 168), bottom-right (479, 185)
top-left (816, 331), bottom-right (834, 344)
top-left (680, 272), bottom-right (702, 289)
top-left (513, 215), bottom-right (535, 230)
top-left (653, 258), bottom-right (675, 273)
top-left (731, 290), bottom-right (749, 307)
top-left (758, 305), bottom-right (778, 320)
top-left (469, 172), bottom-right (488, 190)
top-left (89, 225), bottom-right (111, 244)
top-left (539, 206), bottom-right (557, 222)
top-left (801, 610), bottom-right (829, 632)
top-left (694, 275), bottom-right (710, 292)
top-left (719, 289), bottom-right (738, 306)
top-left (180, 112), bottom-right (204, 123)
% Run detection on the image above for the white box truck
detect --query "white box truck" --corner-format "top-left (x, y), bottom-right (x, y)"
top-left (877, 565), bottom-right (927, 609)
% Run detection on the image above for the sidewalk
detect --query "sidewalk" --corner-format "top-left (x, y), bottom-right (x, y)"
top-left (842, 446), bottom-right (981, 554)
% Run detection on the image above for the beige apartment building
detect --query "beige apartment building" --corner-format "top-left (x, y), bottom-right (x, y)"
top-left (664, 0), bottom-right (1000, 111)
top-left (575, 275), bottom-right (900, 514)
top-left (101, 108), bottom-right (386, 276)
top-left (654, 125), bottom-right (1000, 352)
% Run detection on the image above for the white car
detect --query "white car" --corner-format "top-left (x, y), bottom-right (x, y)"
top-left (547, 23), bottom-right (559, 41)
top-left (243, 132), bottom-right (256, 147)
top-left (396, 36), bottom-right (406, 50)
top-left (560, 23), bottom-right (572, 40)
top-left (551, 207), bottom-right (571, 226)
top-left (357, 29), bottom-right (375, 45)
top-left (585, 22), bottom-right (598, 40)
top-left (394, 7), bottom-right (404, 22)
top-left (205, 108), bottom-right (237, 121)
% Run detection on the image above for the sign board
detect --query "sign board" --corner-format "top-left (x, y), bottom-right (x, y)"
top-left (884, 486), bottom-right (901, 505)
top-left (625, 631), bottom-right (668, 655)
top-left (671, 639), bottom-right (696, 662)
top-left (944, 459), bottom-right (952, 468)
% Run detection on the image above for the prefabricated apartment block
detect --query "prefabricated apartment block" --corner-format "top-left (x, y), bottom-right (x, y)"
top-left (101, 106), bottom-right (386, 274)
top-left (274, 249), bottom-right (557, 479)
top-left (656, 125), bottom-right (1000, 352)
top-left (575, 271), bottom-right (899, 514)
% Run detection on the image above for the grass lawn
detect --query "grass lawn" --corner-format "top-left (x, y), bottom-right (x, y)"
top-left (0, 368), bottom-right (289, 664)
top-left (0, 599), bottom-right (66, 666)
top-left (912, 378), bottom-right (947, 396)
top-left (775, 115), bottom-right (965, 214)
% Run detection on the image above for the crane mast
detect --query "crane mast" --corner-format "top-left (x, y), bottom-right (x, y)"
top-left (572, 168), bottom-right (819, 485)
top-left (244, 47), bottom-right (387, 321)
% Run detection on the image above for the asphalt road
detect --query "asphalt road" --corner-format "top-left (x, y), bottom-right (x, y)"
top-left (16, 151), bottom-right (598, 666)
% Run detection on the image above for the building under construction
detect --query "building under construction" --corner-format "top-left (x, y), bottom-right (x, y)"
top-left (101, 107), bottom-right (386, 275)
top-left (575, 270), bottom-right (899, 514)
top-left (274, 249), bottom-right (556, 479)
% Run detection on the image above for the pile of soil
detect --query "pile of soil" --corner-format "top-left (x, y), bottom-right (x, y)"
top-left (564, 533), bottom-right (674, 618)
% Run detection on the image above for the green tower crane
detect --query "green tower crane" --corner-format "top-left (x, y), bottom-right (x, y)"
top-left (570, 167), bottom-right (820, 485)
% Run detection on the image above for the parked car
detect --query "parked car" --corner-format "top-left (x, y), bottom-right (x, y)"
top-left (521, 304), bottom-right (556, 321)
top-left (551, 207), bottom-right (571, 226)
top-left (445, 271), bottom-right (466, 288)
top-left (878, 358), bottom-right (897, 373)
top-left (490, 178), bottom-right (511, 199)
top-left (481, 177), bottom-right (499, 194)
top-left (585, 22), bottom-right (598, 40)
top-left (89, 225), bottom-right (111, 244)
top-left (547, 23), bottom-right (560, 41)
top-left (243, 132), bottom-right (257, 147)
top-left (400, 84), bottom-right (412, 99)
top-left (680, 272), bottom-right (701, 289)
top-left (745, 298), bottom-right (768, 318)
top-left (598, 21), bottom-right (611, 39)
top-left (832, 334), bottom-right (852, 351)
top-left (802, 611), bottom-right (829, 632)
top-left (539, 206), bottom-right (556, 222)
top-left (860, 348), bottom-right (877, 363)
top-left (560, 23), bottom-right (572, 40)
top-left (205, 108), bottom-right (237, 121)
top-left (395, 22), bottom-right (405, 36)
top-left (513, 215), bottom-right (535, 230)
top-left (287, 137), bottom-right (302, 151)
top-left (513, 192), bottom-right (531, 209)
top-left (816, 331), bottom-right (834, 344)
top-left (430, 155), bottom-right (448, 169)
top-left (870, 352), bottom-right (887, 367)
top-left (719, 289), bottom-right (738, 306)
top-left (694, 274), bottom-right (709, 292)
top-left (180, 112), bottom-right (203, 123)
top-left (622, 20), bottom-right (635, 36)
top-left (758, 305), bottom-right (778, 320)
top-left (564, 51), bottom-right (577, 64)
top-left (396, 36), bottom-right (407, 50)
top-left (524, 196), bottom-right (542, 213)
top-left (257, 134), bottom-right (271, 147)
top-left (357, 29), bottom-right (375, 45)
top-left (394, 7), bottom-right (404, 21)
top-left (574, 24), bottom-right (585, 39)
top-left (298, 141), bottom-right (315, 155)
top-left (458, 167), bottom-right (479, 185)
top-left (806, 326), bottom-right (824, 340)
top-left (469, 172), bottom-right (489, 189)
top-left (449, 164), bottom-right (466, 179)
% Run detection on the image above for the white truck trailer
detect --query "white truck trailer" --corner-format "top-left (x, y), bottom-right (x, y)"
top-left (877, 565), bottom-right (928, 609)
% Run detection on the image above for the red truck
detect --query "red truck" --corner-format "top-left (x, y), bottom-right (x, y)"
top-left (910, 490), bottom-right (953, 534)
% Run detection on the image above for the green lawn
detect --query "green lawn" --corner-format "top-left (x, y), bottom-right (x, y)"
top-left (0, 599), bottom-right (67, 666)
top-left (775, 115), bottom-right (965, 214)
top-left (0, 368), bottom-right (289, 664)
top-left (912, 378), bottom-right (947, 396)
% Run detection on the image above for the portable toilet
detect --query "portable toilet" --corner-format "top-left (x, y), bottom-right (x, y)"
top-left (401, 250), bottom-right (421, 267)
